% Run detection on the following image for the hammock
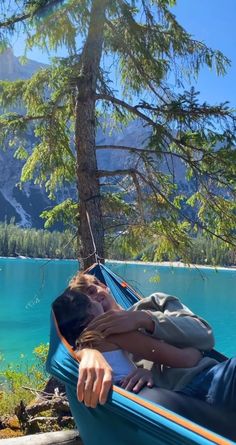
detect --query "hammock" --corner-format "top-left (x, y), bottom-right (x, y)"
top-left (46, 262), bottom-right (236, 445)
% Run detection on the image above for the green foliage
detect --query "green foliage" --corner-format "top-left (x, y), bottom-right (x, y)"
top-left (0, 0), bottom-right (236, 263)
top-left (33, 343), bottom-right (49, 366)
top-left (41, 198), bottom-right (78, 228)
top-left (149, 274), bottom-right (160, 284)
top-left (0, 343), bottom-right (49, 416)
top-left (109, 231), bottom-right (236, 267)
top-left (107, 219), bottom-right (192, 262)
top-left (0, 222), bottom-right (77, 258)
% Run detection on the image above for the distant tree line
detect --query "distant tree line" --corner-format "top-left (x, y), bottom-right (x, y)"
top-left (184, 236), bottom-right (236, 267)
top-left (0, 222), bottom-right (235, 266)
top-left (109, 233), bottom-right (236, 267)
top-left (0, 222), bottom-right (77, 259)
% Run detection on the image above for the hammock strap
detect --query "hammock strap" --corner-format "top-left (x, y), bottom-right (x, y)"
top-left (86, 210), bottom-right (100, 263)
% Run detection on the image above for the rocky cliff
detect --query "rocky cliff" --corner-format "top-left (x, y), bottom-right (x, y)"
top-left (0, 48), bottom-right (47, 81)
top-left (0, 49), bottom-right (53, 227)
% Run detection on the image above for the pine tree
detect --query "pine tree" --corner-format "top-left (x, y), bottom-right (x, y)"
top-left (0, 0), bottom-right (236, 268)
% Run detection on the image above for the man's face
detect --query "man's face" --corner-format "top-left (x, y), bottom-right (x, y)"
top-left (87, 298), bottom-right (105, 318)
top-left (85, 278), bottom-right (115, 312)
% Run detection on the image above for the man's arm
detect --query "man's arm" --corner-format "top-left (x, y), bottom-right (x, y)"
top-left (107, 330), bottom-right (202, 368)
top-left (87, 293), bottom-right (214, 351)
top-left (132, 293), bottom-right (215, 350)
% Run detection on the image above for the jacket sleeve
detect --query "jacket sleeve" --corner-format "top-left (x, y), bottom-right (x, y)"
top-left (131, 293), bottom-right (214, 351)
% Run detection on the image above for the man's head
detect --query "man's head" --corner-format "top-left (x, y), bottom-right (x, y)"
top-left (52, 287), bottom-right (105, 346)
top-left (69, 272), bottom-right (118, 312)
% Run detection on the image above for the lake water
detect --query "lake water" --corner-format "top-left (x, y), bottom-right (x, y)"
top-left (0, 258), bottom-right (236, 368)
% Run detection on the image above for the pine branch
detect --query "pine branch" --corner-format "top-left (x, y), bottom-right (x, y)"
top-left (0, 0), bottom-right (62, 29)
top-left (99, 166), bottom-right (236, 247)
top-left (105, 16), bottom-right (169, 105)
top-left (97, 168), bottom-right (136, 178)
top-left (134, 100), bottom-right (235, 119)
top-left (96, 144), bottom-right (189, 162)
top-left (96, 93), bottom-right (157, 126)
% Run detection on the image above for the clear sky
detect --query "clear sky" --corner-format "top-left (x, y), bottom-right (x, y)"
top-left (172, 0), bottom-right (236, 106)
top-left (13, 0), bottom-right (236, 107)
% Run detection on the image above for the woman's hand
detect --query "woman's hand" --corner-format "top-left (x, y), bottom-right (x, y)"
top-left (120, 368), bottom-right (154, 393)
top-left (87, 310), bottom-right (154, 336)
top-left (76, 349), bottom-right (113, 408)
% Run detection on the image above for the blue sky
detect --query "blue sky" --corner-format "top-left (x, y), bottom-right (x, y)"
top-left (13, 0), bottom-right (236, 107)
top-left (172, 0), bottom-right (236, 106)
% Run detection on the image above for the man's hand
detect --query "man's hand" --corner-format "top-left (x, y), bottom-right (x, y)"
top-left (87, 309), bottom-right (154, 336)
top-left (76, 349), bottom-right (113, 408)
top-left (120, 368), bottom-right (154, 393)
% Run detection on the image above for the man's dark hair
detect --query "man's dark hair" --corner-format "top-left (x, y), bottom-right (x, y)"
top-left (52, 288), bottom-right (92, 347)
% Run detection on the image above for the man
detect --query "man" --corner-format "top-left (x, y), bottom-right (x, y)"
top-left (70, 272), bottom-right (217, 409)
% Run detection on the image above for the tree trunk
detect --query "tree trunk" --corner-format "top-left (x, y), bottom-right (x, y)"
top-left (75, 0), bottom-right (107, 269)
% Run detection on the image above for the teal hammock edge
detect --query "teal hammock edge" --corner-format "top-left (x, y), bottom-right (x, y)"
top-left (46, 262), bottom-right (232, 445)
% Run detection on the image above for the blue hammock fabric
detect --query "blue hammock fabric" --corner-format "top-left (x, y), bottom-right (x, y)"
top-left (46, 263), bottom-right (234, 445)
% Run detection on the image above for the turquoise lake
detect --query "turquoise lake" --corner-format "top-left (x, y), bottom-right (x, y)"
top-left (0, 258), bottom-right (236, 368)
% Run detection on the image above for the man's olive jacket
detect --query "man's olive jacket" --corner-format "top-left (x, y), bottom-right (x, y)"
top-left (130, 293), bottom-right (218, 391)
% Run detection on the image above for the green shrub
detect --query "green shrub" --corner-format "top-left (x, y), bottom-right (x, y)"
top-left (0, 344), bottom-right (49, 416)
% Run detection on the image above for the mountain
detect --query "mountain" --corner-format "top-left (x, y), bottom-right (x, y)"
top-left (0, 48), bottom-right (47, 81)
top-left (0, 49), bottom-right (185, 228)
top-left (0, 49), bottom-right (55, 227)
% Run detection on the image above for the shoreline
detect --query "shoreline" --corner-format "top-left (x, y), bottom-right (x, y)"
top-left (108, 259), bottom-right (236, 272)
top-left (1, 256), bottom-right (236, 271)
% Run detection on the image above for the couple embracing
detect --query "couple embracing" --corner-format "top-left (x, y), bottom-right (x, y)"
top-left (53, 271), bottom-right (236, 413)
